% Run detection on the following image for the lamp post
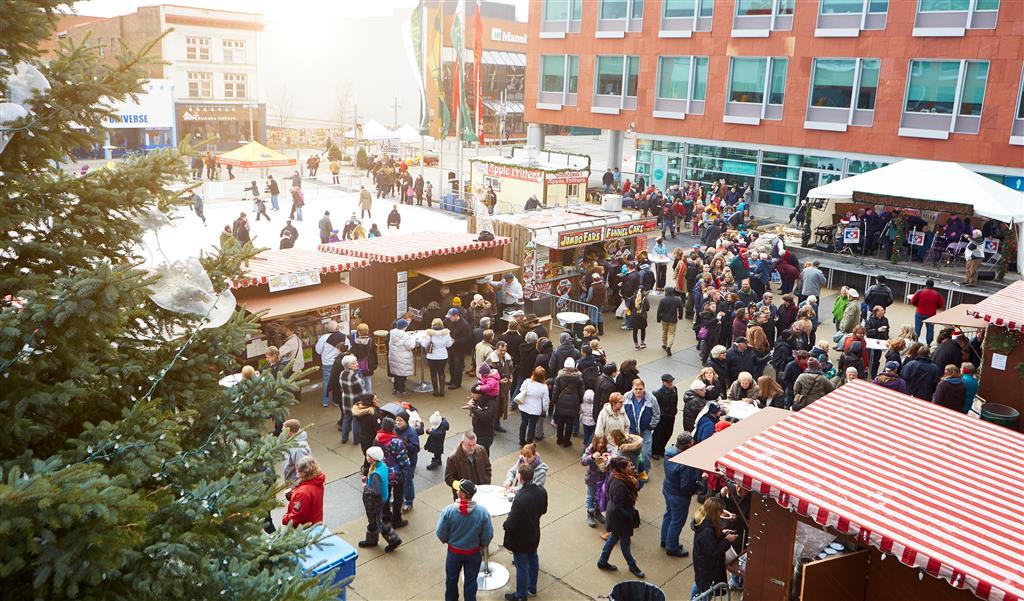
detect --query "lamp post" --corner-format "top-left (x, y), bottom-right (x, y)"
top-left (246, 102), bottom-right (255, 142)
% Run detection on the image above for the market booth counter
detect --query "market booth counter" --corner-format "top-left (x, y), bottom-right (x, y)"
top-left (231, 248), bottom-right (371, 370)
top-left (319, 231), bottom-right (514, 329)
top-left (969, 280), bottom-right (1024, 431)
top-left (676, 379), bottom-right (1024, 601)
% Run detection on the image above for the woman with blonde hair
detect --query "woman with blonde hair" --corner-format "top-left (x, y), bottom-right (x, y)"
top-left (350, 323), bottom-right (377, 393)
top-left (697, 366), bottom-right (723, 400)
top-left (691, 497), bottom-right (739, 598)
top-left (503, 443), bottom-right (548, 492)
top-left (756, 376), bottom-right (785, 408)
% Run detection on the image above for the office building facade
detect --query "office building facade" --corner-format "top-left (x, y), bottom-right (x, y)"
top-left (525, 0), bottom-right (1024, 217)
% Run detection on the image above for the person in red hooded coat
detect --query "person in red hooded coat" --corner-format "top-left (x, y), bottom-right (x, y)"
top-left (283, 456), bottom-right (326, 527)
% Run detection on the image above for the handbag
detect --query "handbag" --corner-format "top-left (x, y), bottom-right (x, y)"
top-left (513, 381), bottom-right (527, 406)
top-left (697, 326), bottom-right (709, 341)
top-left (632, 508), bottom-right (641, 529)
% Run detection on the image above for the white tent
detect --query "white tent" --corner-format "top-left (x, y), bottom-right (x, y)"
top-left (360, 119), bottom-right (396, 141)
top-left (394, 123), bottom-right (427, 144)
top-left (807, 158), bottom-right (1024, 272)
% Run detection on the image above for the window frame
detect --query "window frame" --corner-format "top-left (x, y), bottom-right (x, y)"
top-left (186, 36), bottom-right (211, 61)
top-left (223, 73), bottom-right (248, 100)
top-left (594, 55), bottom-right (639, 99)
top-left (223, 39), bottom-right (247, 64)
top-left (187, 71), bottom-right (212, 99)
top-left (903, 58), bottom-right (988, 118)
top-left (656, 56), bottom-right (693, 101)
top-left (728, 57), bottom-right (769, 104)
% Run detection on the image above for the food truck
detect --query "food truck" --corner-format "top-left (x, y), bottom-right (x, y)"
top-left (231, 248), bottom-right (371, 372)
top-left (469, 147), bottom-right (591, 212)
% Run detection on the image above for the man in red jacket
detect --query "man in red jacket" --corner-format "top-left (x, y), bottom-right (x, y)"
top-left (283, 456), bottom-right (326, 527)
top-left (909, 279), bottom-right (945, 345)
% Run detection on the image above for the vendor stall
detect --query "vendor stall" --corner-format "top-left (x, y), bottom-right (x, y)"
top-left (216, 140), bottom-right (297, 170)
top-left (706, 379), bottom-right (1023, 601)
top-left (319, 231), bottom-right (513, 330)
top-left (806, 159), bottom-right (1023, 272)
top-left (231, 248), bottom-right (371, 370)
top-left (969, 281), bottom-right (1024, 430)
top-left (469, 147), bottom-right (591, 212)
top-left (486, 206), bottom-right (657, 297)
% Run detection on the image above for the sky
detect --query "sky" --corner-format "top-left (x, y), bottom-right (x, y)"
top-left (71, 0), bottom-right (527, 128)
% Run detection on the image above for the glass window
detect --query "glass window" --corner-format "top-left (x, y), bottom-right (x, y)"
top-left (857, 59), bottom-right (880, 110)
top-left (543, 0), bottom-right (567, 20)
top-left (596, 56), bottom-right (624, 95)
top-left (694, 57), bottom-right (709, 101)
top-left (810, 59), bottom-right (855, 108)
top-left (658, 56), bottom-right (691, 99)
top-left (769, 59), bottom-right (788, 105)
top-left (1018, 74), bottom-right (1024, 119)
top-left (568, 56), bottom-right (579, 93)
top-left (869, 0), bottom-right (889, 11)
top-left (224, 73), bottom-right (247, 99)
top-left (975, 0), bottom-right (999, 10)
top-left (98, 36), bottom-right (105, 58)
top-left (820, 0), bottom-right (864, 13)
top-left (631, 0), bottom-right (644, 18)
top-left (187, 72), bottom-right (211, 98)
top-left (905, 60), bottom-right (960, 114)
top-left (541, 55), bottom-right (566, 93)
top-left (778, 0), bottom-right (795, 14)
top-left (223, 40), bottom-right (246, 63)
top-left (847, 159), bottom-right (888, 174)
top-left (729, 58), bottom-right (766, 103)
top-left (600, 0), bottom-right (628, 19)
top-left (626, 56), bottom-right (639, 96)
top-left (919, 0), bottom-right (969, 10)
top-left (959, 61), bottom-right (989, 116)
top-left (700, 0), bottom-right (714, 16)
top-left (736, 0), bottom-right (775, 15)
top-left (664, 0), bottom-right (695, 17)
top-left (186, 36), bottom-right (210, 61)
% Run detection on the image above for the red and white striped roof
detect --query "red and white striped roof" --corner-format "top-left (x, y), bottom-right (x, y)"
top-left (231, 248), bottom-right (369, 289)
top-left (318, 231), bottom-right (510, 264)
top-left (969, 281), bottom-right (1024, 331)
top-left (716, 379), bottom-right (1024, 601)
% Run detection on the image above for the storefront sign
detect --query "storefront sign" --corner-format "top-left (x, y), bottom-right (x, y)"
top-left (491, 27), bottom-right (527, 44)
top-left (378, 137), bottom-right (400, 155)
top-left (177, 103), bottom-right (252, 122)
top-left (557, 226), bottom-right (604, 249)
top-left (485, 163), bottom-right (544, 183)
top-left (100, 79), bottom-right (175, 129)
top-left (546, 171), bottom-right (589, 185)
top-left (605, 219), bottom-right (658, 240)
top-left (268, 270), bottom-right (321, 292)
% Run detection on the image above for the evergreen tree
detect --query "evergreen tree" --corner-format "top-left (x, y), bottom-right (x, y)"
top-left (0, 4), bottom-right (337, 599)
top-left (326, 142), bottom-right (342, 162)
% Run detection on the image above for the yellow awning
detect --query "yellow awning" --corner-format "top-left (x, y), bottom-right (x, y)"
top-left (216, 141), bottom-right (296, 168)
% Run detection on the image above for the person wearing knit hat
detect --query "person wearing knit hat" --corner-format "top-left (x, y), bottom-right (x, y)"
top-left (373, 416), bottom-right (411, 528)
top-left (359, 445), bottom-right (403, 551)
top-left (792, 356), bottom-right (834, 411)
top-left (389, 317), bottom-right (417, 396)
top-left (452, 296), bottom-right (462, 307)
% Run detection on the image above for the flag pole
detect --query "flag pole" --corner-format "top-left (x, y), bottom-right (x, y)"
top-left (419, 0), bottom-right (426, 183)
top-left (456, 1), bottom-right (464, 207)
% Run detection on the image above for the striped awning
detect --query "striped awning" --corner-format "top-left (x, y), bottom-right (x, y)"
top-left (231, 248), bottom-right (369, 289)
top-left (716, 379), bottom-right (1024, 601)
top-left (968, 280), bottom-right (1024, 331)
top-left (319, 231), bottom-right (510, 264)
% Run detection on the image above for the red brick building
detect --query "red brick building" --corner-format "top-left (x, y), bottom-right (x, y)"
top-left (525, 0), bottom-right (1023, 217)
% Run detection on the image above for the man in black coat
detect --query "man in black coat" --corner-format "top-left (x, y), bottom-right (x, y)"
top-left (864, 306), bottom-right (890, 378)
top-left (725, 338), bottom-right (771, 384)
top-left (619, 264), bottom-right (641, 307)
top-left (651, 375), bottom-right (678, 460)
top-left (656, 287), bottom-right (684, 356)
top-left (900, 347), bottom-right (941, 400)
top-left (933, 335), bottom-right (967, 374)
top-left (445, 309), bottom-right (473, 389)
top-left (864, 275), bottom-right (894, 309)
top-left (502, 464), bottom-right (548, 601)
top-left (594, 363), bottom-right (618, 419)
top-left (548, 332), bottom-right (581, 376)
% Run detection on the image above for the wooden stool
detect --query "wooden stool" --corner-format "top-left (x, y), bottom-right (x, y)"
top-left (373, 330), bottom-right (389, 363)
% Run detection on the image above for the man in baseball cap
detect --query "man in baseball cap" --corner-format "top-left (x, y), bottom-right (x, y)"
top-left (436, 478), bottom-right (493, 601)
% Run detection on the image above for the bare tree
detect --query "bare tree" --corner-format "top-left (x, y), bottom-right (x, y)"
top-left (269, 88), bottom-right (295, 151)
top-left (334, 83), bottom-right (352, 155)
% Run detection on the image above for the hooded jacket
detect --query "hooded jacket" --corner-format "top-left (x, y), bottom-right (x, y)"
top-left (692, 518), bottom-right (731, 591)
top-left (283, 431), bottom-right (311, 486)
top-left (623, 390), bottom-right (661, 434)
top-left (424, 417), bottom-right (450, 455)
top-left (682, 390), bottom-right (709, 432)
top-left (476, 370), bottom-right (501, 397)
top-left (551, 367), bottom-right (585, 417)
top-left (504, 454), bottom-right (549, 490)
top-left (374, 430), bottom-right (411, 482)
top-left (932, 377), bottom-right (966, 411)
top-left (872, 373), bottom-right (907, 394)
top-left (397, 423), bottom-right (422, 467)
top-left (282, 472), bottom-right (325, 527)
top-left (900, 357), bottom-right (941, 400)
top-left (663, 445), bottom-right (701, 497)
top-left (387, 328), bottom-right (417, 376)
top-left (421, 327), bottom-right (454, 360)
top-left (549, 334), bottom-right (582, 376)
top-left (518, 340), bottom-right (540, 379)
top-left (594, 403), bottom-right (630, 436)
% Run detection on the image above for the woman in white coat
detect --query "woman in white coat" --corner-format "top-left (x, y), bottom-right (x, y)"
top-left (420, 318), bottom-right (453, 397)
top-left (515, 365), bottom-right (550, 445)
top-left (388, 318), bottom-right (417, 396)
top-left (594, 392), bottom-right (630, 436)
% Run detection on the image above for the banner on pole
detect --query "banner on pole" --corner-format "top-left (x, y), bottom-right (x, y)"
top-left (843, 227), bottom-right (861, 244)
top-left (450, 4), bottom-right (478, 144)
top-left (473, 3), bottom-right (484, 144)
top-left (429, 10), bottom-right (450, 139)
top-left (907, 230), bottom-right (926, 246)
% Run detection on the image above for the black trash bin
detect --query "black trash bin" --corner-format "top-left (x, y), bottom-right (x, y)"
top-left (609, 580), bottom-right (666, 601)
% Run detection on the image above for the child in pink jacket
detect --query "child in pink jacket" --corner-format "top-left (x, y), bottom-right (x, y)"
top-left (476, 363), bottom-right (501, 397)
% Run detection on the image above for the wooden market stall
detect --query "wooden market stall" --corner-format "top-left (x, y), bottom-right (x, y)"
top-left (469, 148), bottom-right (591, 212)
top-left (702, 379), bottom-right (1023, 601)
top-left (231, 248), bottom-right (371, 371)
top-left (485, 206), bottom-right (657, 297)
top-left (968, 280), bottom-right (1024, 430)
top-left (318, 231), bottom-right (515, 330)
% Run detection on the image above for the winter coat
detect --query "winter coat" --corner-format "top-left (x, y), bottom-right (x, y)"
top-left (604, 476), bottom-right (639, 538)
top-left (397, 424), bottom-right (422, 467)
top-left (792, 370), bottom-right (835, 409)
top-left (663, 445), bottom-right (701, 498)
top-left (444, 444), bottom-right (492, 488)
top-left (901, 358), bottom-right (941, 400)
top-left (446, 317), bottom-right (473, 355)
top-left (771, 339), bottom-right (795, 375)
top-left (594, 374), bottom-right (617, 418)
top-left (502, 482), bottom-right (548, 553)
top-left (594, 403), bottom-right (630, 436)
top-left (694, 412), bottom-right (719, 442)
top-left (656, 293), bottom-right (684, 324)
top-left (283, 431), bottom-right (311, 486)
top-left (725, 346), bottom-right (771, 383)
top-left (872, 374), bottom-right (907, 394)
top-left (425, 417), bottom-right (450, 455)
top-left (421, 327), bottom-right (454, 360)
top-left (692, 519), bottom-right (731, 591)
top-left (707, 357), bottom-right (729, 390)
top-left (549, 339), bottom-right (582, 376)
top-left (352, 402), bottom-right (380, 449)
top-left (727, 380), bottom-right (759, 401)
top-left (387, 328), bottom-right (417, 377)
top-left (932, 340), bottom-right (964, 372)
top-left (864, 283), bottom-right (894, 309)
top-left (283, 472), bottom-right (325, 527)
top-left (615, 368), bottom-right (640, 395)
top-left (839, 302), bottom-right (861, 334)
top-left (374, 432), bottom-right (411, 482)
top-left (551, 368), bottom-right (585, 417)
top-left (518, 341), bottom-right (540, 379)
top-left (623, 390), bottom-right (661, 434)
top-left (933, 377), bottom-right (967, 411)
top-left (865, 315), bottom-right (890, 343)
top-left (653, 385), bottom-right (679, 421)
top-left (476, 370), bottom-right (501, 397)
top-left (682, 390), bottom-right (708, 432)
top-left (577, 355), bottom-right (601, 390)
top-left (469, 393), bottom-right (497, 439)
top-left (516, 378), bottom-right (549, 417)
top-left (504, 455), bottom-right (549, 489)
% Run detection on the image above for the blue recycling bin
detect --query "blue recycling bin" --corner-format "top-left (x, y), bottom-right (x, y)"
top-left (441, 193), bottom-right (456, 212)
top-left (299, 526), bottom-right (358, 600)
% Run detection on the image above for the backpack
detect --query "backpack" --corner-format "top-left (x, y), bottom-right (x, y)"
top-left (596, 476), bottom-right (610, 512)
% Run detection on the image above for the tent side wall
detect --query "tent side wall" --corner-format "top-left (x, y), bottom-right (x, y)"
top-left (977, 324), bottom-right (1024, 431)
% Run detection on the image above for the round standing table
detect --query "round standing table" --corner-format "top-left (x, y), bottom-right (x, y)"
top-left (472, 484), bottom-right (513, 590)
top-left (408, 331), bottom-right (435, 393)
